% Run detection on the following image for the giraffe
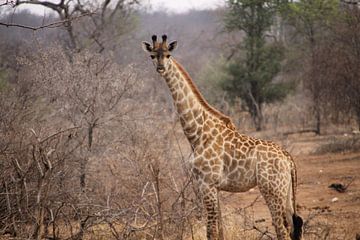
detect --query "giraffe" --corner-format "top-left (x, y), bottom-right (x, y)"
top-left (141, 35), bottom-right (303, 240)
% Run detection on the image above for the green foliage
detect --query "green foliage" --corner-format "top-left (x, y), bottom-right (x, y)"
top-left (225, 0), bottom-right (277, 35)
top-left (222, 0), bottom-right (292, 130)
top-left (284, 0), bottom-right (340, 43)
top-left (222, 43), bottom-right (290, 106)
top-left (287, 0), bottom-right (339, 22)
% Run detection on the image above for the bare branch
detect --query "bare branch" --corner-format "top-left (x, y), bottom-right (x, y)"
top-left (0, 0), bottom-right (15, 7)
top-left (0, 12), bottom-right (95, 30)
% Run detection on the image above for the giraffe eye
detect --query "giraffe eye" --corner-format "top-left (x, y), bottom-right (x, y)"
top-left (166, 55), bottom-right (171, 58)
top-left (150, 55), bottom-right (156, 59)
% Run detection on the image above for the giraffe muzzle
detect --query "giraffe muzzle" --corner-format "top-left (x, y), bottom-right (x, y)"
top-left (156, 66), bottom-right (165, 73)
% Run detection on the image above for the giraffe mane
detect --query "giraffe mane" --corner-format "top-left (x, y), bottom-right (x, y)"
top-left (172, 59), bottom-right (236, 130)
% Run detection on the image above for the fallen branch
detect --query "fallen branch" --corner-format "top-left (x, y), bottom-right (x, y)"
top-left (283, 128), bottom-right (318, 136)
top-left (328, 177), bottom-right (356, 193)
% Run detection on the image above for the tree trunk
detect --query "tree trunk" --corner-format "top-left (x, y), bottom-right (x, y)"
top-left (252, 107), bottom-right (263, 131)
top-left (357, 110), bottom-right (360, 131)
top-left (150, 164), bottom-right (163, 240)
top-left (248, 90), bottom-right (263, 131)
top-left (314, 103), bottom-right (321, 135)
top-left (255, 114), bottom-right (263, 131)
top-left (79, 123), bottom-right (95, 192)
top-left (33, 206), bottom-right (45, 240)
top-left (79, 157), bottom-right (87, 192)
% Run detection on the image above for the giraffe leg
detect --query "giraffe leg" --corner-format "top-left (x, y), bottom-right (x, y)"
top-left (261, 191), bottom-right (291, 240)
top-left (201, 185), bottom-right (221, 240)
top-left (258, 176), bottom-right (292, 239)
top-left (217, 191), bottom-right (225, 240)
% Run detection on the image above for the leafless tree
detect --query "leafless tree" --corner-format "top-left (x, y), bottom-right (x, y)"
top-left (19, 46), bottom-right (138, 191)
top-left (313, 6), bottom-right (360, 130)
top-left (0, 0), bottom-right (139, 51)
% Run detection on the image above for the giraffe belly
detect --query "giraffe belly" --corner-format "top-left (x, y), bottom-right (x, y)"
top-left (219, 169), bottom-right (257, 193)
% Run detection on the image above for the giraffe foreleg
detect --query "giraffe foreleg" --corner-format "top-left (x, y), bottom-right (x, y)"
top-left (200, 185), bottom-right (222, 240)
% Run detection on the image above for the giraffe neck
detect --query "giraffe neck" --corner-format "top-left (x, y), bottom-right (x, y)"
top-left (161, 58), bottom-right (203, 146)
top-left (161, 58), bottom-right (236, 147)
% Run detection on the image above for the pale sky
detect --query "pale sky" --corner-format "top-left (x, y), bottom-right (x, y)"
top-left (13, 0), bottom-right (225, 15)
top-left (143, 0), bottom-right (225, 13)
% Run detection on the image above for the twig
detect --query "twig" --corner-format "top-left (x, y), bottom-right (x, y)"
top-left (39, 126), bottom-right (81, 144)
top-left (344, 176), bottom-right (356, 191)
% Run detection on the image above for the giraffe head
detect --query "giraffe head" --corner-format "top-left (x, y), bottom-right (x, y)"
top-left (142, 34), bottom-right (177, 74)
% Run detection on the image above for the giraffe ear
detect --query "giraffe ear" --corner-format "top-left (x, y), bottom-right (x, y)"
top-left (141, 41), bottom-right (152, 52)
top-left (168, 41), bottom-right (177, 52)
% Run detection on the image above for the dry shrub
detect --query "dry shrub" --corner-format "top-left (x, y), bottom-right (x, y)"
top-left (0, 46), bottom-right (202, 239)
top-left (301, 208), bottom-right (360, 240)
top-left (315, 135), bottom-right (360, 154)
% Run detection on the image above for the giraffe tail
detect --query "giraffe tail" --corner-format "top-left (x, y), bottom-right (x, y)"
top-left (292, 214), bottom-right (303, 240)
top-left (290, 161), bottom-right (303, 240)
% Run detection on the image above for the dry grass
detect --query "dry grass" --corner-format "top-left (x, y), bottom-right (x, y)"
top-left (315, 135), bottom-right (360, 154)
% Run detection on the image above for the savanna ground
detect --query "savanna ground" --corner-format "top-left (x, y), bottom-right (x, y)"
top-left (3, 132), bottom-right (358, 240)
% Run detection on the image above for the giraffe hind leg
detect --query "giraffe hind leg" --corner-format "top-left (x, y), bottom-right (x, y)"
top-left (287, 188), bottom-right (303, 240)
top-left (258, 179), bottom-right (292, 239)
top-left (265, 195), bottom-right (292, 240)
top-left (286, 171), bottom-right (303, 240)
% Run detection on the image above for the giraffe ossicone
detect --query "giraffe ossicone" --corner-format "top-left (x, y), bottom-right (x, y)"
top-left (142, 34), bottom-right (303, 240)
